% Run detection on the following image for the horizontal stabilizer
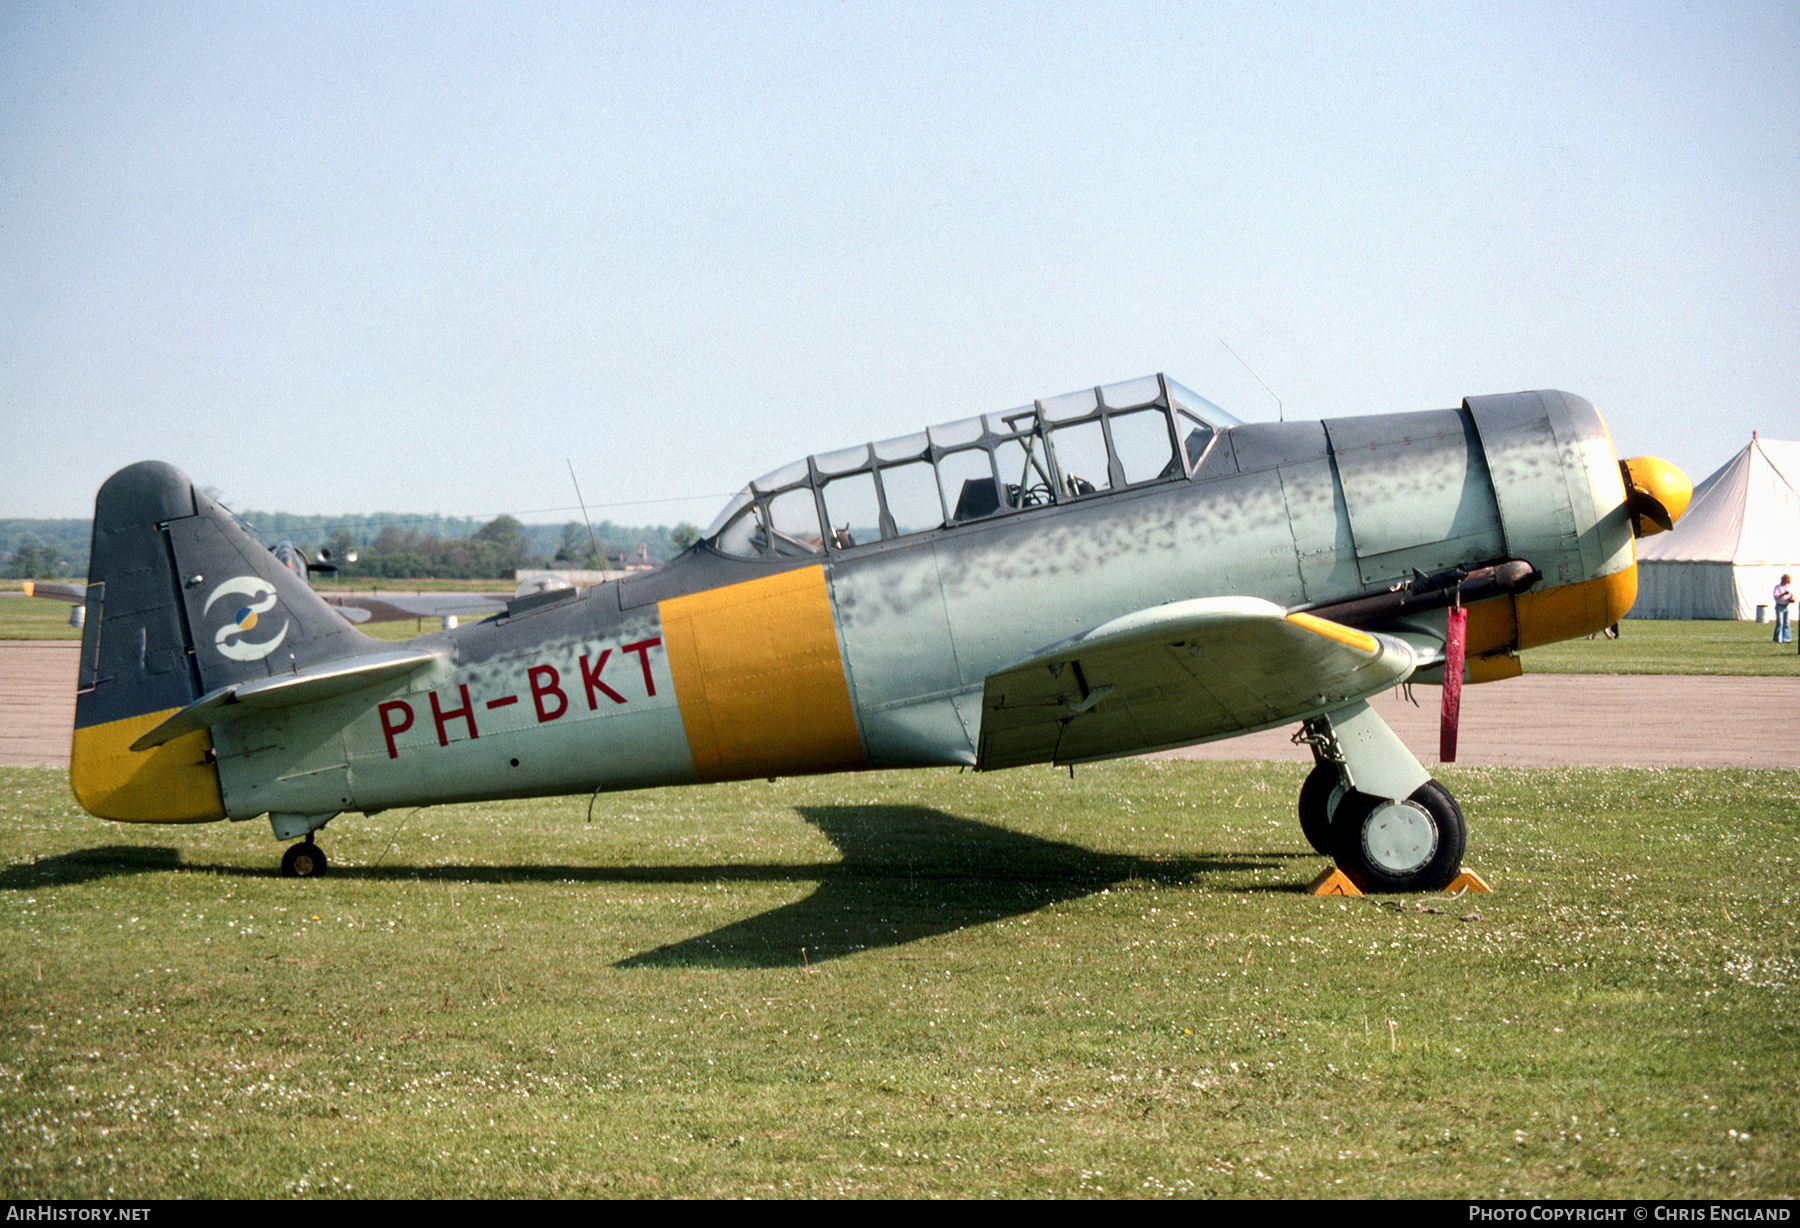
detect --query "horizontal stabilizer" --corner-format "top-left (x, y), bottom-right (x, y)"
top-left (977, 596), bottom-right (1419, 770)
top-left (130, 648), bottom-right (440, 751)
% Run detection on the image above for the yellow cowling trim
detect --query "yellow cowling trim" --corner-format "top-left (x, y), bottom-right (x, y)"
top-left (1514, 565), bottom-right (1638, 650)
top-left (1468, 653), bottom-right (1523, 684)
top-left (659, 566), bottom-right (867, 781)
top-left (1435, 568), bottom-right (1634, 675)
top-left (1465, 594), bottom-right (1520, 660)
top-left (70, 709), bottom-right (224, 823)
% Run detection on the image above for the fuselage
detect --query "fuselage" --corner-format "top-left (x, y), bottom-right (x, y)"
top-left (71, 378), bottom-right (1669, 834)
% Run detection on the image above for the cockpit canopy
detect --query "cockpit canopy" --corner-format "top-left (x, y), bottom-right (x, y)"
top-left (705, 374), bottom-right (1240, 558)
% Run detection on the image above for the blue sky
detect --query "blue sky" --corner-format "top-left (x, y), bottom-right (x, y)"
top-left (4, 1), bottom-right (1795, 527)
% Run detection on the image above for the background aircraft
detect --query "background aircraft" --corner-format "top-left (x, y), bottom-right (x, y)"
top-left (62, 375), bottom-right (1688, 891)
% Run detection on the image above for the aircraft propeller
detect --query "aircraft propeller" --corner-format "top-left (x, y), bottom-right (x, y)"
top-left (1619, 455), bottom-right (1692, 538)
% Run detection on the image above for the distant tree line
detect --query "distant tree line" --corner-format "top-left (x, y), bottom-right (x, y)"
top-left (320, 516), bottom-right (537, 580)
top-left (307, 515), bottom-right (702, 580)
top-left (4, 542), bottom-right (65, 580)
top-left (0, 521), bottom-right (90, 579)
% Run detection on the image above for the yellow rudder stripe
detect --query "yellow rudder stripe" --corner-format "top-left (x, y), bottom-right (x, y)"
top-left (659, 566), bottom-right (867, 781)
top-left (70, 709), bottom-right (225, 823)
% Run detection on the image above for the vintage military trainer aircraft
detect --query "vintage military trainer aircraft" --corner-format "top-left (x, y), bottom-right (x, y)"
top-left (66, 375), bottom-right (1689, 889)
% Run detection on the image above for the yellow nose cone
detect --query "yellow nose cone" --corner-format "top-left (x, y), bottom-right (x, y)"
top-left (1619, 455), bottom-right (1692, 537)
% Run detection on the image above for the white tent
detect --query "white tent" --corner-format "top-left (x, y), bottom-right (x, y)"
top-left (1634, 437), bottom-right (1800, 619)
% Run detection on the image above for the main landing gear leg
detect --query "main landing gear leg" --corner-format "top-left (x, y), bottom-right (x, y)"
top-left (1296, 701), bottom-right (1466, 892)
top-left (270, 811), bottom-right (338, 879)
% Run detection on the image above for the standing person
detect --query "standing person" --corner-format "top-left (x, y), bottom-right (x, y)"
top-left (1775, 574), bottom-right (1794, 645)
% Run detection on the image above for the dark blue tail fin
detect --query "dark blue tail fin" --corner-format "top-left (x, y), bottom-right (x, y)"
top-left (72, 461), bottom-right (377, 821)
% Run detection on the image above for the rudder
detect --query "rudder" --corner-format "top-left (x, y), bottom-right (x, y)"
top-left (71, 461), bottom-right (377, 822)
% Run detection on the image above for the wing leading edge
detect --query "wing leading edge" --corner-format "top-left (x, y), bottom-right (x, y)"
top-left (976, 597), bottom-right (1421, 770)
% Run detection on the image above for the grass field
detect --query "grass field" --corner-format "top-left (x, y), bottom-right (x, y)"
top-left (0, 593), bottom-right (89, 641)
top-left (3, 760), bottom-right (1795, 1198)
top-left (1520, 619), bottom-right (1800, 677)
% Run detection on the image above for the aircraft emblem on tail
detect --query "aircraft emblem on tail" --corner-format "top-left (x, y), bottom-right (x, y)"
top-left (203, 577), bottom-right (289, 661)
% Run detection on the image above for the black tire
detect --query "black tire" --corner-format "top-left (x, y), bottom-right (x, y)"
top-left (1331, 779), bottom-right (1464, 892)
top-left (1298, 764), bottom-right (1343, 855)
top-left (281, 840), bottom-right (328, 878)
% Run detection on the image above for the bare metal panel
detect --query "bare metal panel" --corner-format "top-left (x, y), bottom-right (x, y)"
top-left (1324, 408), bottom-right (1505, 585)
top-left (1540, 391), bottom-right (1635, 584)
top-left (1279, 457), bottom-right (1361, 602)
top-left (1208, 424), bottom-right (1358, 602)
top-left (1465, 392), bottom-right (1582, 585)
top-left (826, 541), bottom-right (968, 766)
top-left (1226, 421), bottom-right (1330, 473)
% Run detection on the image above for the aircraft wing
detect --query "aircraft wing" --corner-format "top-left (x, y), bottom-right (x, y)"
top-left (21, 580), bottom-right (88, 604)
top-left (977, 597), bottom-right (1421, 770)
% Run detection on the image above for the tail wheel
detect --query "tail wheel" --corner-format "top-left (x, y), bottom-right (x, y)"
top-left (1298, 764), bottom-right (1345, 855)
top-left (1331, 779), bottom-right (1464, 892)
top-left (281, 840), bottom-right (328, 878)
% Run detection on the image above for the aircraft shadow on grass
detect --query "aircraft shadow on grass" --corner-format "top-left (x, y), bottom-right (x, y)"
top-left (0, 844), bottom-right (186, 888)
top-left (2, 807), bottom-right (1309, 966)
top-left (611, 804), bottom-right (1304, 969)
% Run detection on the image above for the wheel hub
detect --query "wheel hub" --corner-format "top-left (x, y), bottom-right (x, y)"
top-left (1360, 799), bottom-right (1438, 874)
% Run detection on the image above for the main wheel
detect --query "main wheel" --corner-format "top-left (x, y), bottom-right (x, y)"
top-left (1331, 779), bottom-right (1464, 892)
top-left (1298, 764), bottom-right (1345, 855)
top-left (280, 840), bottom-right (328, 878)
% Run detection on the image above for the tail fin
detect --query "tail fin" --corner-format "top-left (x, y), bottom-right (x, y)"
top-left (72, 461), bottom-right (377, 822)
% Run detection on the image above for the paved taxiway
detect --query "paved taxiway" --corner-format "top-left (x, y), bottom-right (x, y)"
top-left (1, 641), bottom-right (1794, 771)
